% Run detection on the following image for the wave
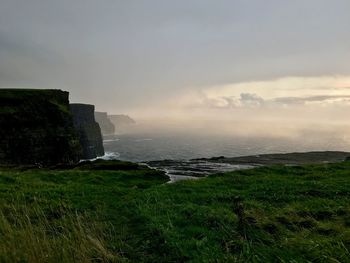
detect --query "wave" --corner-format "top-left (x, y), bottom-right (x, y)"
top-left (134, 138), bottom-right (153, 142)
top-left (103, 139), bottom-right (120, 143)
top-left (99, 152), bottom-right (120, 160)
top-left (80, 151), bottom-right (120, 162)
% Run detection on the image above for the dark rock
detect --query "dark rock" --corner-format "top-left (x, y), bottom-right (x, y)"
top-left (70, 104), bottom-right (104, 159)
top-left (75, 159), bottom-right (139, 170)
top-left (94, 111), bottom-right (115, 135)
top-left (200, 151), bottom-right (350, 166)
top-left (0, 89), bottom-right (81, 165)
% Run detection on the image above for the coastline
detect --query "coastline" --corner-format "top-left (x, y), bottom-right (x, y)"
top-left (194, 150), bottom-right (350, 165)
top-left (145, 151), bottom-right (350, 182)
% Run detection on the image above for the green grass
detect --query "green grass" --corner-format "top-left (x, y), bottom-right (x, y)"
top-left (1, 160), bottom-right (350, 262)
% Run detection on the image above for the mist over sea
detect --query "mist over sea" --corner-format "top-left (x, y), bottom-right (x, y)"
top-left (103, 132), bottom-right (350, 163)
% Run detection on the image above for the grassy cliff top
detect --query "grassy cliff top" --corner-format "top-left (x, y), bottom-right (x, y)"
top-left (1, 159), bottom-right (350, 262)
top-left (0, 89), bottom-right (70, 115)
top-left (0, 88), bottom-right (68, 99)
top-left (0, 88), bottom-right (68, 102)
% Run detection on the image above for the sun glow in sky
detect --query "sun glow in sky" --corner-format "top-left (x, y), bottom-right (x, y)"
top-left (198, 75), bottom-right (350, 106)
top-left (136, 75), bottom-right (350, 114)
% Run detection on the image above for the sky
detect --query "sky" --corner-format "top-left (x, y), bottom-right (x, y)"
top-left (1, 0), bottom-right (350, 128)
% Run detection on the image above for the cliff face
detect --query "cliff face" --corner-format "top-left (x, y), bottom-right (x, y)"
top-left (108, 114), bottom-right (136, 126)
top-left (70, 104), bottom-right (104, 159)
top-left (0, 89), bottom-right (81, 165)
top-left (94, 112), bottom-right (115, 135)
top-left (108, 114), bottom-right (135, 134)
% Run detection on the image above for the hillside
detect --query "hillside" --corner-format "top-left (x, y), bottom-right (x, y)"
top-left (1, 159), bottom-right (350, 262)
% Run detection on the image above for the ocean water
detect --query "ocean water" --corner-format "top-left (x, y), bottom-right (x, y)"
top-left (103, 133), bottom-right (350, 163)
top-left (101, 133), bottom-right (350, 181)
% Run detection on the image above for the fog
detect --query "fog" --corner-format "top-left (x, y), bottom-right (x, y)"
top-left (122, 75), bottom-right (350, 142)
top-left (1, 1), bottom-right (350, 143)
top-left (124, 118), bottom-right (350, 141)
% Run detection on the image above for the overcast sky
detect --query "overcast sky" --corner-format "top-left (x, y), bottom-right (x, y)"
top-left (0, 0), bottom-right (350, 118)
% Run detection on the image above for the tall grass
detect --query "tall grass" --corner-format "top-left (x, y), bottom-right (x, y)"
top-left (0, 201), bottom-right (122, 263)
top-left (1, 162), bottom-right (350, 261)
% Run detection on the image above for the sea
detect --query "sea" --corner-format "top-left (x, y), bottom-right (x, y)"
top-left (103, 133), bottom-right (350, 162)
top-left (101, 132), bottom-right (350, 181)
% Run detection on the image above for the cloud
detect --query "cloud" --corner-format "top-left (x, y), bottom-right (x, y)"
top-left (193, 92), bottom-right (350, 110)
top-left (191, 92), bottom-right (264, 109)
top-left (240, 93), bottom-right (265, 107)
top-left (1, 1), bottom-right (350, 113)
top-left (272, 95), bottom-right (350, 105)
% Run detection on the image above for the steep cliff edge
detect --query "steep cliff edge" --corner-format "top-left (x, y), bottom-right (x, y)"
top-left (0, 89), bottom-right (81, 165)
top-left (94, 112), bottom-right (115, 135)
top-left (108, 114), bottom-right (135, 134)
top-left (70, 104), bottom-right (104, 159)
top-left (108, 114), bottom-right (136, 126)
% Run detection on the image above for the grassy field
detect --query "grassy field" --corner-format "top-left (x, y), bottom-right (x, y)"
top-left (1, 160), bottom-right (350, 262)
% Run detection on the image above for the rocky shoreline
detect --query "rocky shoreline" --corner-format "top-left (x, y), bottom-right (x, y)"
top-left (146, 151), bottom-right (350, 182)
top-left (146, 159), bottom-right (255, 182)
top-left (196, 151), bottom-right (350, 165)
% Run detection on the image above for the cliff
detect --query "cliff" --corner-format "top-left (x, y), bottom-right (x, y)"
top-left (0, 89), bottom-right (81, 165)
top-left (70, 104), bottom-right (104, 159)
top-left (94, 112), bottom-right (115, 135)
top-left (108, 114), bottom-right (136, 126)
